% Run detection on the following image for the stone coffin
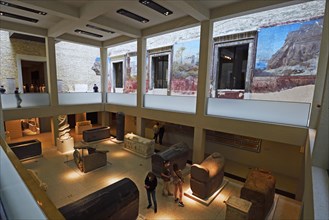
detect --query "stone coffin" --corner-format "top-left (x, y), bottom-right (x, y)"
top-left (124, 133), bottom-right (155, 158)
top-left (240, 169), bottom-right (276, 220)
top-left (8, 139), bottom-right (42, 160)
top-left (151, 142), bottom-right (189, 177)
top-left (82, 126), bottom-right (110, 142)
top-left (190, 152), bottom-right (225, 199)
top-left (59, 178), bottom-right (139, 220)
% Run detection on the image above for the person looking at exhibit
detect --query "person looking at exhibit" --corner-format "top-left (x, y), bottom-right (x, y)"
top-left (15, 87), bottom-right (22, 108)
top-left (153, 122), bottom-right (159, 143)
top-left (161, 160), bottom-right (173, 196)
top-left (172, 163), bottom-right (184, 207)
top-left (144, 171), bottom-right (158, 213)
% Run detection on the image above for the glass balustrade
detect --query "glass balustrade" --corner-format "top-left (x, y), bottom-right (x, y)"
top-left (144, 94), bottom-right (196, 113)
top-left (58, 92), bottom-right (102, 105)
top-left (207, 98), bottom-right (310, 127)
top-left (107, 93), bottom-right (136, 106)
top-left (0, 93), bottom-right (50, 109)
top-left (0, 146), bottom-right (47, 219)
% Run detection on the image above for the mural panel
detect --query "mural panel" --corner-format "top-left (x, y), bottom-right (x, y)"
top-left (251, 18), bottom-right (323, 102)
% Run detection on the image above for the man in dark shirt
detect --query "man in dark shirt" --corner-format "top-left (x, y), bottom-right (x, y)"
top-left (161, 160), bottom-right (173, 196)
top-left (144, 172), bottom-right (158, 213)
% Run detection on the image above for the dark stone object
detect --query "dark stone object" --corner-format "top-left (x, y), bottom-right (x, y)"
top-left (59, 178), bottom-right (139, 220)
top-left (240, 169), bottom-right (276, 220)
top-left (116, 112), bottom-right (125, 141)
top-left (82, 126), bottom-right (110, 142)
top-left (190, 152), bottom-right (225, 199)
top-left (151, 142), bottom-right (189, 177)
top-left (8, 139), bottom-right (42, 160)
top-left (73, 147), bottom-right (108, 173)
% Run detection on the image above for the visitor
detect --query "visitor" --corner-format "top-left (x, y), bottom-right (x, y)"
top-left (172, 163), bottom-right (184, 207)
top-left (158, 124), bottom-right (165, 145)
top-left (0, 85), bottom-right (6, 94)
top-left (161, 160), bottom-right (173, 196)
top-left (153, 122), bottom-right (159, 143)
top-left (144, 171), bottom-right (158, 213)
top-left (93, 84), bottom-right (99, 92)
top-left (15, 87), bottom-right (22, 108)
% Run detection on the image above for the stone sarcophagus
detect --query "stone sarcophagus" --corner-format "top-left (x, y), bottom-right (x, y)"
top-left (151, 142), bottom-right (189, 176)
top-left (82, 126), bottom-right (110, 142)
top-left (190, 152), bottom-right (225, 199)
top-left (124, 133), bottom-right (155, 158)
top-left (59, 178), bottom-right (139, 220)
top-left (8, 139), bottom-right (42, 160)
top-left (240, 169), bottom-right (276, 220)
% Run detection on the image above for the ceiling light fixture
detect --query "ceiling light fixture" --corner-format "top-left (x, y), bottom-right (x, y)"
top-left (74, 29), bottom-right (103, 38)
top-left (86, 24), bottom-right (115, 34)
top-left (139, 0), bottom-right (172, 16)
top-left (0, 11), bottom-right (38, 23)
top-left (117, 9), bottom-right (149, 23)
top-left (0, 1), bottom-right (47, 15)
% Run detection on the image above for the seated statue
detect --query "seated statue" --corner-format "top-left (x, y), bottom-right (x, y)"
top-left (190, 152), bottom-right (225, 199)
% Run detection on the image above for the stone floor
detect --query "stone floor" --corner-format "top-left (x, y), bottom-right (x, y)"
top-left (9, 131), bottom-right (300, 219)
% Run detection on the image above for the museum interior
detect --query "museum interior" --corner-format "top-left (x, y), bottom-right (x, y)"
top-left (0, 0), bottom-right (328, 219)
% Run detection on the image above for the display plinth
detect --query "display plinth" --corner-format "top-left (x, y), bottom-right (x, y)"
top-left (57, 137), bottom-right (74, 153)
top-left (225, 195), bottom-right (252, 220)
top-left (184, 179), bottom-right (228, 206)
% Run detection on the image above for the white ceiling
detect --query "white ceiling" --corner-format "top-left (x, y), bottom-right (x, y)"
top-left (0, 0), bottom-right (299, 46)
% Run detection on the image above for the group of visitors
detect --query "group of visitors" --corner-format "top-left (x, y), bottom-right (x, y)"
top-left (144, 160), bottom-right (185, 214)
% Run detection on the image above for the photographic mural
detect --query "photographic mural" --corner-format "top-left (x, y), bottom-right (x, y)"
top-left (171, 40), bottom-right (200, 96)
top-left (251, 18), bottom-right (323, 102)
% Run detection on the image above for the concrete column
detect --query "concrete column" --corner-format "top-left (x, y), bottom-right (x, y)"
top-left (100, 47), bottom-right (108, 104)
top-left (193, 127), bottom-right (206, 163)
top-left (0, 95), bottom-right (4, 140)
top-left (136, 38), bottom-right (146, 137)
top-left (192, 20), bottom-right (213, 162)
top-left (45, 37), bottom-right (59, 106)
top-left (45, 37), bottom-right (59, 145)
top-left (99, 111), bottom-right (109, 126)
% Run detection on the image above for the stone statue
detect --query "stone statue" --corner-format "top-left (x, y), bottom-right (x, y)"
top-left (58, 115), bottom-right (72, 140)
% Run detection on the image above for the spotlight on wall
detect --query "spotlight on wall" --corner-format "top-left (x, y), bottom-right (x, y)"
top-left (139, 0), bottom-right (172, 16)
top-left (86, 24), bottom-right (115, 34)
top-left (117, 9), bottom-right (149, 23)
top-left (74, 29), bottom-right (103, 38)
top-left (0, 1), bottom-right (47, 15)
top-left (0, 11), bottom-right (38, 23)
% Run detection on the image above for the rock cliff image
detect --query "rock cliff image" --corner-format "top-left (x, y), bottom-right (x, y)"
top-left (266, 19), bottom-right (323, 75)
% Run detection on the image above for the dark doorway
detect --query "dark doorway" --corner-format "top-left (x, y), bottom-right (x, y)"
top-left (87, 112), bottom-right (98, 124)
top-left (67, 114), bottom-right (76, 128)
top-left (21, 60), bottom-right (46, 93)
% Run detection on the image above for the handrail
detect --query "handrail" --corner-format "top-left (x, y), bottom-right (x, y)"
top-left (0, 136), bottom-right (64, 220)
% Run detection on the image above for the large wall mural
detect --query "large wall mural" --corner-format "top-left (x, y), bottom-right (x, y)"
top-left (171, 40), bottom-right (199, 96)
top-left (251, 18), bottom-right (323, 102)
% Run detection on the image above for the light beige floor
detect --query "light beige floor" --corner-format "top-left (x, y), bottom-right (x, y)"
top-left (11, 131), bottom-right (243, 220)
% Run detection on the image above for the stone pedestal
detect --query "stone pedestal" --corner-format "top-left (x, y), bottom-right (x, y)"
top-left (57, 137), bottom-right (74, 153)
top-left (225, 196), bottom-right (252, 220)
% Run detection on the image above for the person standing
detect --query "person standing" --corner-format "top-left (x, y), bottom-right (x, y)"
top-left (158, 124), bottom-right (165, 145)
top-left (172, 163), bottom-right (184, 207)
top-left (161, 160), bottom-right (173, 196)
top-left (93, 84), bottom-right (99, 92)
top-left (0, 85), bottom-right (6, 94)
top-left (153, 122), bottom-right (159, 143)
top-left (144, 171), bottom-right (158, 213)
top-left (14, 87), bottom-right (22, 108)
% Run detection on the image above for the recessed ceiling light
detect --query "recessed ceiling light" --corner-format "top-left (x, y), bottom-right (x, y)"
top-left (139, 0), bottom-right (172, 16)
top-left (117, 9), bottom-right (149, 23)
top-left (74, 29), bottom-right (103, 38)
top-left (86, 24), bottom-right (115, 34)
top-left (0, 11), bottom-right (38, 23)
top-left (0, 1), bottom-right (47, 15)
